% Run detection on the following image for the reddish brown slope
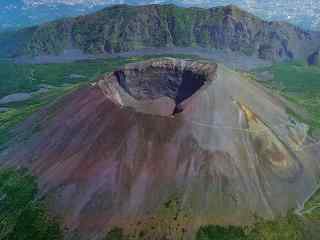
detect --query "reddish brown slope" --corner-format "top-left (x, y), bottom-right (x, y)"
top-left (1, 58), bottom-right (319, 240)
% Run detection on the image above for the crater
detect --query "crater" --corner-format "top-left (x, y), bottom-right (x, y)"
top-left (99, 58), bottom-right (217, 116)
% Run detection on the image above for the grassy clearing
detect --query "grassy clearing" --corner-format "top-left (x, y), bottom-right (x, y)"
top-left (261, 61), bottom-right (320, 93)
top-left (254, 61), bottom-right (320, 136)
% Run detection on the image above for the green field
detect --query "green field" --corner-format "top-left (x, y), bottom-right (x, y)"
top-left (254, 61), bottom-right (320, 136)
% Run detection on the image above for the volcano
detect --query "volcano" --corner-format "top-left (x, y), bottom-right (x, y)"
top-left (1, 58), bottom-right (320, 239)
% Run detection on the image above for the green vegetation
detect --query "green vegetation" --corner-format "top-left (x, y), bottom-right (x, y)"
top-left (0, 55), bottom-right (196, 98)
top-left (254, 61), bottom-right (320, 135)
top-left (0, 168), bottom-right (62, 240)
top-left (197, 213), bottom-right (314, 240)
top-left (258, 61), bottom-right (320, 94)
top-left (105, 213), bottom-right (318, 240)
top-left (0, 58), bottom-right (125, 98)
top-left (246, 214), bottom-right (305, 240)
top-left (158, 6), bottom-right (200, 47)
top-left (27, 21), bottom-right (71, 56)
top-left (197, 225), bottom-right (247, 240)
top-left (0, 84), bottom-right (79, 148)
top-left (2, 4), bottom-right (285, 58)
top-left (105, 227), bottom-right (125, 240)
top-left (303, 187), bottom-right (320, 220)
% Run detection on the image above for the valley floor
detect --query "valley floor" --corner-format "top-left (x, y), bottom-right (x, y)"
top-left (14, 47), bottom-right (271, 71)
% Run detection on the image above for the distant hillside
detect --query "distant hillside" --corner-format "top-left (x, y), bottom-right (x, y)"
top-left (2, 4), bottom-right (320, 61)
top-left (0, 28), bottom-right (36, 57)
top-left (2, 1), bottom-right (320, 31)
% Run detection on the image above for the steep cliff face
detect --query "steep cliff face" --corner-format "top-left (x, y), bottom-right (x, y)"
top-left (1, 58), bottom-right (319, 239)
top-left (3, 4), bottom-right (320, 61)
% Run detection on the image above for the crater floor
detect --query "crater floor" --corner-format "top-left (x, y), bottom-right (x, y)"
top-left (98, 58), bottom-right (217, 116)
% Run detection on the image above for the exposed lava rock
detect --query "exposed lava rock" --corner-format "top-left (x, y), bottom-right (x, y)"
top-left (98, 58), bottom-right (216, 116)
top-left (0, 58), bottom-right (320, 240)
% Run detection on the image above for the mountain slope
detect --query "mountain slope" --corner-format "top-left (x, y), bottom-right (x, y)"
top-left (1, 58), bottom-right (319, 239)
top-left (3, 4), bottom-right (320, 62)
top-left (2, 1), bottom-right (320, 31)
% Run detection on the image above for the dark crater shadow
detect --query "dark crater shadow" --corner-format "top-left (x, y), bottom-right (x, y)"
top-left (114, 64), bottom-right (207, 108)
